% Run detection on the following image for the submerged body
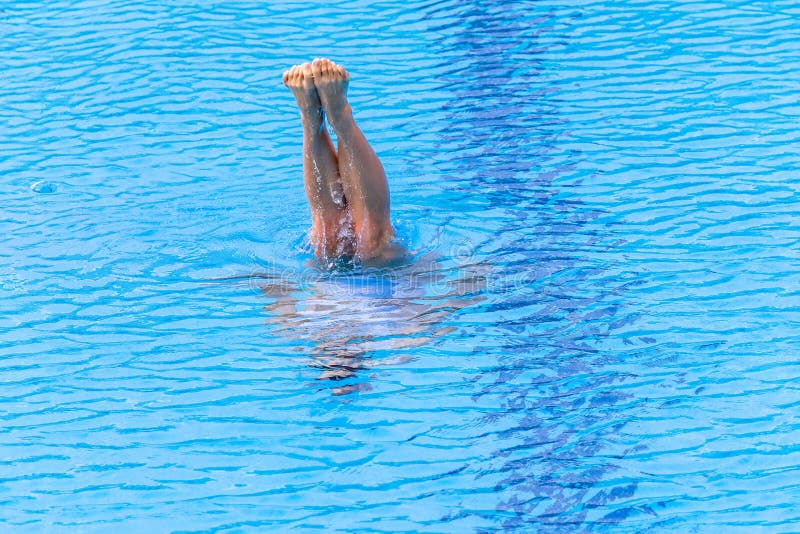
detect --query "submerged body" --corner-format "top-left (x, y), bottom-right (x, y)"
top-left (283, 59), bottom-right (394, 261)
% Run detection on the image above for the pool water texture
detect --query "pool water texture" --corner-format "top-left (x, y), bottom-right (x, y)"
top-left (2, 0), bottom-right (800, 532)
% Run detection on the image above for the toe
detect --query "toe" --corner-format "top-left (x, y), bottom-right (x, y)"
top-left (301, 62), bottom-right (313, 81)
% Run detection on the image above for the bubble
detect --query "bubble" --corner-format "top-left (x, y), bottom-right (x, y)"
top-left (31, 181), bottom-right (57, 194)
top-left (450, 240), bottom-right (475, 261)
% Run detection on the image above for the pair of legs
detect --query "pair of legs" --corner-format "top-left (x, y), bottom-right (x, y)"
top-left (283, 58), bottom-right (393, 261)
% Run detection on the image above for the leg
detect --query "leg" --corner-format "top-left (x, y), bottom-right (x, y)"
top-left (283, 63), bottom-right (354, 258)
top-left (311, 58), bottom-right (393, 260)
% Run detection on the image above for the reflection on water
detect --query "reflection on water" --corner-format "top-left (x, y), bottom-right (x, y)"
top-left (258, 251), bottom-right (488, 395)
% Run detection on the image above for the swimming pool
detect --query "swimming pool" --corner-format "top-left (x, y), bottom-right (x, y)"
top-left (2, 0), bottom-right (799, 530)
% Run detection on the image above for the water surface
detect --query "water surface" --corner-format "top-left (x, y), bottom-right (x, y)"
top-left (1, 0), bottom-right (800, 531)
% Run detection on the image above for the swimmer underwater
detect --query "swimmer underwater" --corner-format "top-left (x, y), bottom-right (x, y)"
top-left (283, 58), bottom-right (396, 263)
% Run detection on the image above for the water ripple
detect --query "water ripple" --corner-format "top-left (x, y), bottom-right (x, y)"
top-left (1, 0), bottom-right (800, 531)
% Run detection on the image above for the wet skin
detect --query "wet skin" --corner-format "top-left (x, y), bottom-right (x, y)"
top-left (283, 59), bottom-right (393, 262)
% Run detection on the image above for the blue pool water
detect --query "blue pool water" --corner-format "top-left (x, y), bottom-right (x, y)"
top-left (2, 0), bottom-right (800, 531)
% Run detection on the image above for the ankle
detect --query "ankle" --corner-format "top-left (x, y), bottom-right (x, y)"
top-left (300, 107), bottom-right (324, 130)
top-left (325, 103), bottom-right (355, 133)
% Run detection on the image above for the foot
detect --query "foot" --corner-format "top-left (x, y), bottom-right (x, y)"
top-left (283, 63), bottom-right (322, 127)
top-left (311, 58), bottom-right (353, 131)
